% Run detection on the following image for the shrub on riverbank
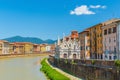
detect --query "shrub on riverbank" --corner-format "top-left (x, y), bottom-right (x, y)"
top-left (115, 60), bottom-right (120, 69)
top-left (40, 58), bottom-right (70, 80)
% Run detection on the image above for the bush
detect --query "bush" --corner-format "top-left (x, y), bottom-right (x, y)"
top-left (91, 60), bottom-right (96, 65)
top-left (64, 59), bottom-right (68, 64)
top-left (115, 60), bottom-right (120, 69)
top-left (40, 58), bottom-right (70, 80)
top-left (70, 60), bottom-right (77, 65)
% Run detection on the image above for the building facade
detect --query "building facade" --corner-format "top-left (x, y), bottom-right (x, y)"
top-left (40, 44), bottom-right (47, 52)
top-left (96, 24), bottom-right (103, 59)
top-left (117, 20), bottom-right (120, 60)
top-left (50, 44), bottom-right (55, 53)
top-left (9, 43), bottom-right (14, 54)
top-left (55, 31), bottom-right (80, 59)
top-left (46, 45), bottom-right (51, 52)
top-left (0, 40), bottom-right (10, 54)
top-left (86, 23), bottom-right (103, 59)
top-left (33, 44), bottom-right (40, 53)
top-left (24, 42), bottom-right (33, 53)
top-left (13, 42), bottom-right (25, 54)
top-left (102, 19), bottom-right (120, 60)
top-left (79, 30), bottom-right (90, 59)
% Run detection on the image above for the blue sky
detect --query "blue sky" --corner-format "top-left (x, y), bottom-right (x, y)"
top-left (0, 0), bottom-right (120, 40)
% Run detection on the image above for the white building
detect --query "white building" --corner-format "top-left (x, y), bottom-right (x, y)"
top-left (55, 31), bottom-right (81, 59)
top-left (116, 19), bottom-right (120, 60)
top-left (46, 45), bottom-right (51, 52)
top-left (102, 19), bottom-right (120, 60)
top-left (0, 40), bottom-right (10, 54)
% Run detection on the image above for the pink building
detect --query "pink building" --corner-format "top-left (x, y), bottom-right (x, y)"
top-left (33, 44), bottom-right (40, 53)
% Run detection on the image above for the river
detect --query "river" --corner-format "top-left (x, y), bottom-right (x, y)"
top-left (0, 56), bottom-right (47, 80)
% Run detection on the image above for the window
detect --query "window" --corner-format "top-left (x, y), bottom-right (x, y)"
top-left (105, 38), bottom-right (106, 41)
top-left (80, 47), bottom-right (82, 50)
top-left (114, 47), bottom-right (116, 53)
top-left (109, 38), bottom-right (111, 43)
top-left (113, 27), bottom-right (116, 33)
top-left (74, 45), bottom-right (76, 50)
top-left (86, 46), bottom-right (89, 50)
top-left (104, 29), bottom-right (107, 35)
top-left (114, 56), bottom-right (117, 60)
top-left (101, 54), bottom-right (103, 59)
top-left (97, 34), bottom-right (99, 37)
top-left (105, 55), bottom-right (107, 58)
top-left (86, 32), bottom-right (89, 36)
top-left (108, 28), bottom-right (111, 34)
top-left (64, 45), bottom-right (66, 47)
top-left (109, 46), bottom-right (111, 51)
top-left (109, 56), bottom-right (112, 60)
top-left (64, 54), bottom-right (67, 58)
top-left (73, 54), bottom-right (76, 59)
top-left (114, 37), bottom-right (116, 42)
top-left (100, 33), bottom-right (102, 37)
top-left (69, 44), bottom-right (71, 47)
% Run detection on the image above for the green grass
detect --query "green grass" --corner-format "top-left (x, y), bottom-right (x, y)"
top-left (40, 58), bottom-right (70, 80)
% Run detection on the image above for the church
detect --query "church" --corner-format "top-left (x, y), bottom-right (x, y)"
top-left (55, 31), bottom-right (81, 59)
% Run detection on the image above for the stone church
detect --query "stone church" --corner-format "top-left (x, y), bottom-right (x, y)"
top-left (55, 31), bottom-right (80, 59)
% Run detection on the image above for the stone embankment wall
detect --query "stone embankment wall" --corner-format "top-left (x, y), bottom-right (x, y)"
top-left (49, 56), bottom-right (120, 80)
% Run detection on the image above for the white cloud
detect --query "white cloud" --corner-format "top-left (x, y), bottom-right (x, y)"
top-left (70, 5), bottom-right (95, 15)
top-left (90, 5), bottom-right (106, 9)
top-left (101, 6), bottom-right (106, 9)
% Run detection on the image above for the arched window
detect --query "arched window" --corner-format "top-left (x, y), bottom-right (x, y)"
top-left (64, 53), bottom-right (67, 58)
top-left (64, 45), bottom-right (66, 47)
top-left (73, 54), bottom-right (76, 59)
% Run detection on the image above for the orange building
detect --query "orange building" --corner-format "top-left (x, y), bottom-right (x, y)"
top-left (87, 23), bottom-right (103, 59)
top-left (71, 30), bottom-right (79, 39)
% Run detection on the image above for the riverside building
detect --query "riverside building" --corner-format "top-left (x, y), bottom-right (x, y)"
top-left (102, 19), bottom-right (120, 60)
top-left (55, 31), bottom-right (81, 59)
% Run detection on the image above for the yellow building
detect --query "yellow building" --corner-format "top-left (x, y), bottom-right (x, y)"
top-left (87, 23), bottom-right (103, 59)
top-left (96, 24), bottom-right (103, 59)
top-left (9, 43), bottom-right (14, 54)
top-left (24, 42), bottom-right (33, 54)
top-left (0, 40), bottom-right (10, 55)
top-left (40, 44), bottom-right (47, 52)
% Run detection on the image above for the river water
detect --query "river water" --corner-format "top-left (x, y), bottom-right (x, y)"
top-left (0, 56), bottom-right (47, 80)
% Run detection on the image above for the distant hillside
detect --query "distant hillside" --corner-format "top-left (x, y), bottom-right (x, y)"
top-left (2, 36), bottom-right (56, 44)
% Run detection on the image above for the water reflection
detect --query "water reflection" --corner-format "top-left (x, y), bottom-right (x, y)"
top-left (0, 56), bottom-right (47, 80)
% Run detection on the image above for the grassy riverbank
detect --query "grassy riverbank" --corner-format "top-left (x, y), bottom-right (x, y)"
top-left (40, 58), bottom-right (70, 80)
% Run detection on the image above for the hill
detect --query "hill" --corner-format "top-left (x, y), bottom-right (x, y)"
top-left (2, 36), bottom-right (56, 44)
